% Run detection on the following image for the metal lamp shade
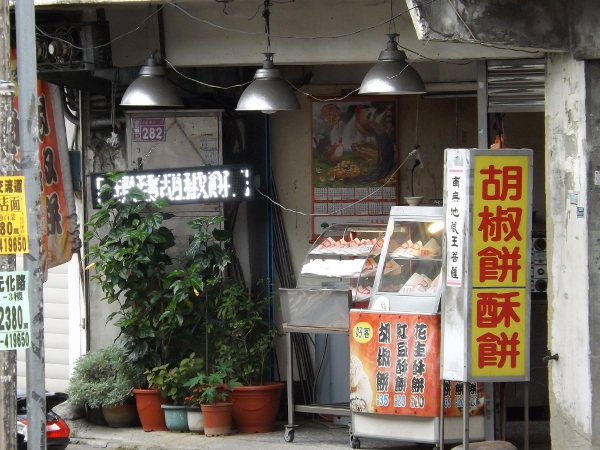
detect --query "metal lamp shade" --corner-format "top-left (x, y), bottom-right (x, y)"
top-left (359, 34), bottom-right (426, 95)
top-left (236, 53), bottom-right (300, 114)
top-left (121, 58), bottom-right (183, 107)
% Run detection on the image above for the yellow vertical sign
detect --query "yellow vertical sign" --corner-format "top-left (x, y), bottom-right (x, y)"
top-left (471, 155), bottom-right (529, 379)
top-left (0, 176), bottom-right (28, 254)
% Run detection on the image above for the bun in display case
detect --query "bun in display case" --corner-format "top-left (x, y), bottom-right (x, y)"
top-left (367, 206), bottom-right (444, 313)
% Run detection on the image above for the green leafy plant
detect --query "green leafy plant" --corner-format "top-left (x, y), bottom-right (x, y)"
top-left (145, 353), bottom-right (205, 405)
top-left (214, 280), bottom-right (279, 386)
top-left (66, 344), bottom-right (142, 409)
top-left (185, 216), bottom-right (232, 283)
top-left (184, 360), bottom-right (242, 405)
top-left (84, 173), bottom-right (201, 379)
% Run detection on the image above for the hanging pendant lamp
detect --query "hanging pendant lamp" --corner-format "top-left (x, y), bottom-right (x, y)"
top-left (359, 34), bottom-right (426, 95)
top-left (121, 57), bottom-right (183, 107)
top-left (236, 53), bottom-right (300, 114)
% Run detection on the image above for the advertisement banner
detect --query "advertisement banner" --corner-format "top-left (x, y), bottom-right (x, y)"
top-left (11, 51), bottom-right (81, 279)
top-left (0, 176), bottom-right (28, 253)
top-left (0, 271), bottom-right (31, 351)
top-left (349, 310), bottom-right (484, 417)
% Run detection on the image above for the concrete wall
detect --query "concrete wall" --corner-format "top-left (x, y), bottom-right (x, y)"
top-left (585, 60), bottom-right (600, 447)
top-left (270, 89), bottom-right (545, 282)
top-left (161, 0), bottom-right (529, 67)
top-left (545, 53), bottom-right (592, 448)
top-left (84, 124), bottom-right (127, 351)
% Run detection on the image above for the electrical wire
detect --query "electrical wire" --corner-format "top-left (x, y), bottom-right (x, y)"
top-left (34, 4), bottom-right (165, 51)
top-left (255, 152), bottom-right (414, 217)
top-left (445, 0), bottom-right (541, 55)
top-left (167, 0), bottom-right (438, 41)
top-left (284, 39), bottom-right (427, 102)
top-left (286, 85), bottom-right (360, 103)
top-left (165, 59), bottom-right (252, 90)
top-left (33, 0), bottom-right (541, 76)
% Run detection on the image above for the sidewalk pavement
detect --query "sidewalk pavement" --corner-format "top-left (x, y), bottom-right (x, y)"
top-left (66, 417), bottom-right (551, 450)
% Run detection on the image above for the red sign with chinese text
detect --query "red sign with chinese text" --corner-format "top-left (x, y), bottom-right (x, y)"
top-left (349, 311), bottom-right (485, 417)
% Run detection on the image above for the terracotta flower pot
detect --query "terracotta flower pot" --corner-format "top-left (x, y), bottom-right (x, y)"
top-left (102, 401), bottom-right (141, 428)
top-left (201, 402), bottom-right (233, 436)
top-left (228, 382), bottom-right (284, 433)
top-left (132, 388), bottom-right (171, 431)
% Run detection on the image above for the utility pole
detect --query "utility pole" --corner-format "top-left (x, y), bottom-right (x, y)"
top-left (15, 0), bottom-right (47, 449)
top-left (0, 0), bottom-right (17, 448)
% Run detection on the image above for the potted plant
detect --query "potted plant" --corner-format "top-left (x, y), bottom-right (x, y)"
top-left (184, 360), bottom-right (242, 436)
top-left (145, 353), bottom-right (205, 432)
top-left (66, 344), bottom-right (142, 427)
top-left (213, 280), bottom-right (284, 433)
top-left (84, 173), bottom-right (202, 431)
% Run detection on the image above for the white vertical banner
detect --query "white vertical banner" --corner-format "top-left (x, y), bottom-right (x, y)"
top-left (445, 166), bottom-right (466, 287)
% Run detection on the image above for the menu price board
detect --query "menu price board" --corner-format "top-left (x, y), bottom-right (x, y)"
top-left (0, 271), bottom-right (31, 351)
top-left (0, 176), bottom-right (28, 254)
top-left (349, 310), bottom-right (484, 417)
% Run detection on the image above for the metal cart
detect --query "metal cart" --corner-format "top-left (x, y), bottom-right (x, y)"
top-left (279, 223), bottom-right (387, 444)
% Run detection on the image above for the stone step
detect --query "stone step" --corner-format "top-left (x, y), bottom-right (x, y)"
top-left (451, 442), bottom-right (517, 450)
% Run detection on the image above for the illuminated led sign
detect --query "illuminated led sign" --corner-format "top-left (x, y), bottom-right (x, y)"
top-left (91, 165), bottom-right (254, 208)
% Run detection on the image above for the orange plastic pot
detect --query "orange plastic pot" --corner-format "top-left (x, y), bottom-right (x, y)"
top-left (228, 382), bottom-right (284, 433)
top-left (201, 402), bottom-right (233, 436)
top-left (132, 388), bottom-right (171, 431)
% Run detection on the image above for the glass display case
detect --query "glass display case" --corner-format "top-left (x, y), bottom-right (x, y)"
top-left (299, 223), bottom-right (387, 291)
top-left (367, 206), bottom-right (444, 313)
top-left (280, 223), bottom-right (387, 329)
top-left (349, 206), bottom-right (486, 448)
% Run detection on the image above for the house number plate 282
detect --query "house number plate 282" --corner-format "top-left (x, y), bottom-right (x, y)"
top-left (132, 118), bottom-right (166, 142)
top-left (0, 271), bottom-right (31, 351)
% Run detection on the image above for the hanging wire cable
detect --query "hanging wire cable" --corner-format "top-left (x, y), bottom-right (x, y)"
top-left (445, 0), bottom-right (541, 54)
top-left (165, 59), bottom-right (252, 89)
top-left (285, 84), bottom-right (360, 102)
top-left (388, 0), bottom-right (397, 35)
top-left (34, 0), bottom-right (541, 62)
top-left (389, 39), bottom-right (429, 80)
top-left (256, 152), bottom-right (414, 217)
top-left (263, 0), bottom-right (273, 50)
top-left (166, 0), bottom-right (439, 40)
top-left (35, 4), bottom-right (164, 50)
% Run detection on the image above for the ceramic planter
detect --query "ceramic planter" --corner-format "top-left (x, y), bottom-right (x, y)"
top-left (132, 388), bottom-right (171, 431)
top-left (201, 402), bottom-right (233, 436)
top-left (228, 382), bottom-right (284, 433)
top-left (102, 401), bottom-right (140, 428)
top-left (85, 404), bottom-right (108, 426)
top-left (161, 404), bottom-right (189, 432)
top-left (186, 407), bottom-right (204, 433)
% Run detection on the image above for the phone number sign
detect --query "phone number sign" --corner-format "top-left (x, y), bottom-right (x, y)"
top-left (0, 176), bottom-right (28, 254)
top-left (0, 271), bottom-right (30, 351)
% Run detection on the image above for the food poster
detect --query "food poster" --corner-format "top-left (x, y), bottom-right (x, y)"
top-left (349, 310), bottom-right (484, 417)
top-left (311, 99), bottom-right (398, 239)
